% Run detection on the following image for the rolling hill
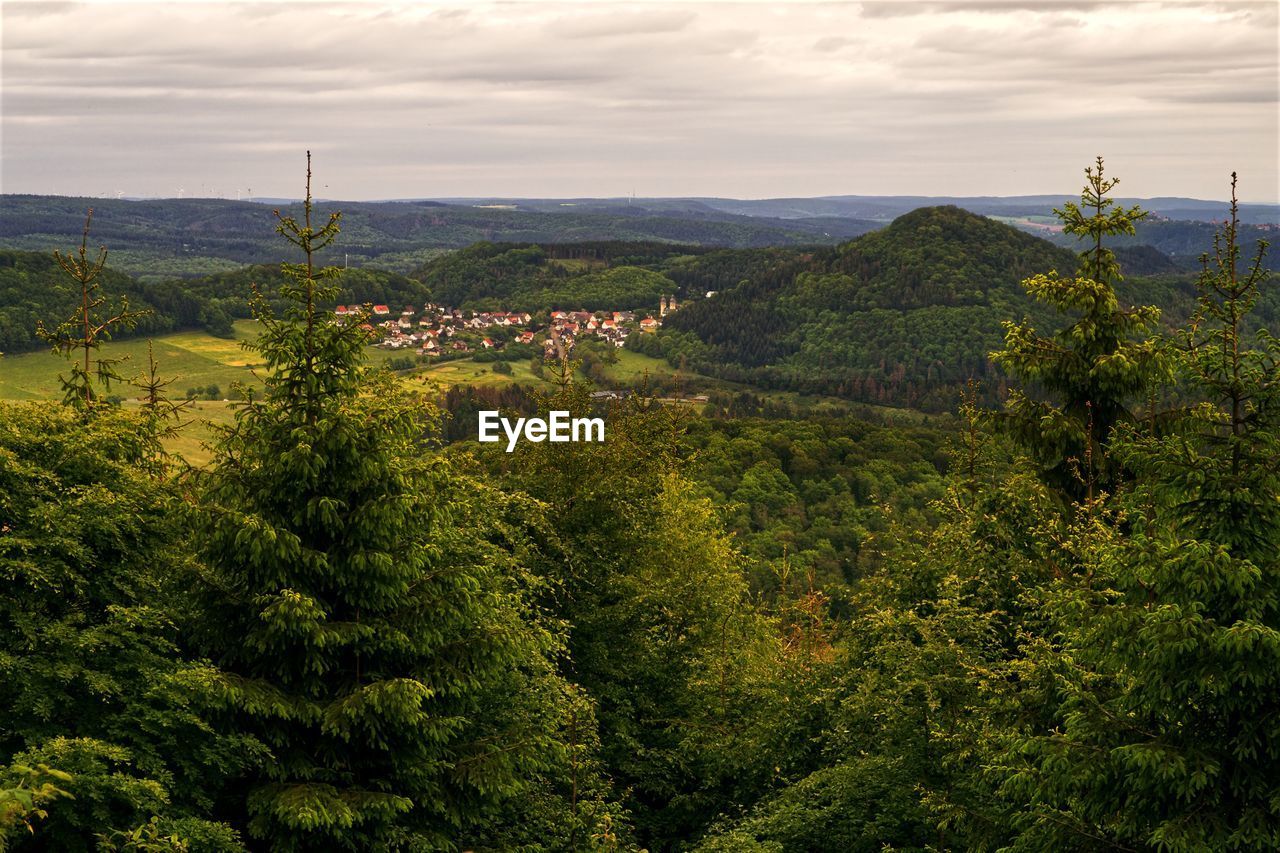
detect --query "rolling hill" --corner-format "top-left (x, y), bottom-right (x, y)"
top-left (630, 205), bottom-right (1276, 412)
top-left (0, 195), bottom-right (877, 279)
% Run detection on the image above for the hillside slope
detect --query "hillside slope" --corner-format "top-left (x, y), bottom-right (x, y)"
top-left (0, 250), bottom-right (423, 355)
top-left (634, 206), bottom-right (1184, 411)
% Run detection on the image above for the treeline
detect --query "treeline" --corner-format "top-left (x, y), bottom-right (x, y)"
top-left (409, 241), bottom-right (700, 311)
top-left (0, 249), bottom-right (237, 354)
top-left (438, 382), bottom-right (954, 595)
top-left (0, 249), bottom-right (426, 354)
top-left (0, 195), bottom-right (851, 278)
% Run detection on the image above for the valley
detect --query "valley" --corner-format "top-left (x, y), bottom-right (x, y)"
top-left (1, 174), bottom-right (1275, 851)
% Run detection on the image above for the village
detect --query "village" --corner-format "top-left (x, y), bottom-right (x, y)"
top-left (335, 294), bottom-right (682, 360)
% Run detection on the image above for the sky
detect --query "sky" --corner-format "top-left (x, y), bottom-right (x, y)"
top-left (2, 0), bottom-right (1277, 202)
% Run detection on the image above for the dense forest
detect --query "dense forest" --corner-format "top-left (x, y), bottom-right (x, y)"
top-left (635, 205), bottom-right (1280, 412)
top-left (1, 161), bottom-right (1277, 851)
top-left (408, 241), bottom-right (697, 311)
top-left (0, 251), bottom-right (427, 355)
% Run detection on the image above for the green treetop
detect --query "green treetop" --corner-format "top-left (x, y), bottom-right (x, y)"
top-left (991, 157), bottom-right (1166, 501)
top-left (35, 210), bottom-right (149, 411)
top-left (994, 174), bottom-right (1280, 851)
top-left (191, 154), bottom-right (565, 849)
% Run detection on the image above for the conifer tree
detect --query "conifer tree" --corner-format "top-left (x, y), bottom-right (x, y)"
top-left (35, 210), bottom-right (148, 411)
top-left (191, 155), bottom-right (565, 849)
top-left (134, 341), bottom-right (195, 444)
top-left (1, 218), bottom-right (247, 850)
top-left (994, 175), bottom-right (1280, 850)
top-left (991, 157), bottom-right (1165, 500)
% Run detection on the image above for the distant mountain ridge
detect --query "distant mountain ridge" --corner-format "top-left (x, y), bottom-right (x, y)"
top-left (0, 194), bottom-right (877, 279)
top-left (3, 193), bottom-right (1272, 282)
top-left (389, 194), bottom-right (1280, 224)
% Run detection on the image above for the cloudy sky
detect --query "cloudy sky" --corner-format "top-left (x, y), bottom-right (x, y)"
top-left (2, 0), bottom-right (1276, 201)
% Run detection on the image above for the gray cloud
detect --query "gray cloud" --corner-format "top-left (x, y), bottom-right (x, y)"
top-left (553, 8), bottom-right (698, 39)
top-left (1, 1), bottom-right (1275, 201)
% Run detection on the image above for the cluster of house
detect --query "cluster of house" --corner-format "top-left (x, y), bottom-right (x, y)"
top-left (333, 297), bottom-right (680, 357)
top-left (545, 309), bottom-right (637, 355)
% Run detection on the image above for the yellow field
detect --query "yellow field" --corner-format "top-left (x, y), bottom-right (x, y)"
top-left (0, 323), bottom-right (265, 401)
top-left (0, 321), bottom-right (565, 464)
top-left (1, 323), bottom-right (903, 464)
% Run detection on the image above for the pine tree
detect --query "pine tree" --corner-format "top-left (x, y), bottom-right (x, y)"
top-left (991, 157), bottom-right (1166, 501)
top-left (1, 215), bottom-right (248, 851)
top-left (134, 341), bottom-right (195, 445)
top-left (191, 155), bottom-right (565, 849)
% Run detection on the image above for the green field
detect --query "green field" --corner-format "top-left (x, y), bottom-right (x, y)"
top-left (0, 321), bottom-right (562, 400)
top-left (1, 323), bottom-right (921, 463)
top-left (0, 321), bottom-right (562, 463)
top-left (596, 348), bottom-right (680, 382)
top-left (0, 321), bottom-right (266, 401)
top-left (413, 357), bottom-right (552, 389)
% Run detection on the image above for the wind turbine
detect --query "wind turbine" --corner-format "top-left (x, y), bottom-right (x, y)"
top-left (177, 187), bottom-right (185, 199)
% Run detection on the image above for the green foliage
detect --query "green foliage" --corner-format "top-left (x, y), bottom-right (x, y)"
top-left (0, 403), bottom-right (249, 850)
top-left (190, 158), bottom-right (570, 849)
top-left (991, 157), bottom-right (1166, 499)
top-left (0, 251), bottom-right (422, 357)
top-left (682, 416), bottom-right (949, 592)
top-left (134, 342), bottom-right (196, 441)
top-left (694, 171), bottom-right (1280, 853)
top-left (650, 206), bottom-right (1081, 411)
top-left (0, 248), bottom-right (233, 356)
top-left (98, 817), bottom-right (191, 852)
top-left (696, 398), bottom-right (1054, 851)
top-left (182, 263), bottom-right (428, 317)
top-left (413, 241), bottom-right (681, 311)
top-left (34, 210), bottom-right (150, 409)
top-left (3, 158), bottom-right (1275, 853)
top-left (0, 762), bottom-right (72, 851)
top-left (990, 174), bottom-right (1280, 851)
top-left (491, 378), bottom-right (783, 847)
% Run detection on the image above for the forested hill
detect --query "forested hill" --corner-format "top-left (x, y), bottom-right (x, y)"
top-left (0, 195), bottom-right (876, 278)
top-left (1046, 217), bottom-right (1276, 265)
top-left (409, 241), bottom-right (715, 310)
top-left (0, 251), bottom-right (424, 355)
top-left (632, 205), bottom-right (1197, 411)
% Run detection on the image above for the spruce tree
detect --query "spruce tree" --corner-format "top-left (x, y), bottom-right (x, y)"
top-left (1, 218), bottom-right (247, 850)
top-left (994, 175), bottom-right (1280, 850)
top-left (35, 210), bottom-right (148, 411)
top-left (991, 157), bottom-right (1165, 501)
top-left (191, 155), bottom-right (565, 849)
